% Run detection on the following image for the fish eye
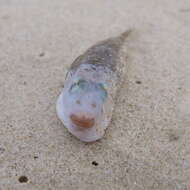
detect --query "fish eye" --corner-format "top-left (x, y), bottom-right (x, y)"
top-left (77, 79), bottom-right (86, 88)
top-left (98, 83), bottom-right (108, 101)
top-left (98, 83), bottom-right (107, 89)
top-left (70, 82), bottom-right (79, 93)
top-left (69, 79), bottom-right (87, 93)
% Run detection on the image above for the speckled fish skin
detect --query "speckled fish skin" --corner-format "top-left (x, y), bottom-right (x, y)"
top-left (56, 30), bottom-right (131, 142)
top-left (70, 30), bottom-right (131, 72)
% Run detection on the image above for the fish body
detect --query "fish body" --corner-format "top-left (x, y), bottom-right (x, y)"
top-left (56, 31), bottom-right (130, 142)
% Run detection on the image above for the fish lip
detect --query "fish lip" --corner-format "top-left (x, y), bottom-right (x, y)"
top-left (70, 118), bottom-right (97, 131)
top-left (70, 113), bottom-right (95, 129)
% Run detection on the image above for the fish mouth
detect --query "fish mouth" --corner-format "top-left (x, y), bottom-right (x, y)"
top-left (70, 114), bottom-right (95, 129)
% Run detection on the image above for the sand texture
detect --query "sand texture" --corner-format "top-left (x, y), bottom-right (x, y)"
top-left (0, 0), bottom-right (190, 189)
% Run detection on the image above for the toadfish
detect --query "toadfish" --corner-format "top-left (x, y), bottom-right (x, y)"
top-left (56, 30), bottom-right (131, 142)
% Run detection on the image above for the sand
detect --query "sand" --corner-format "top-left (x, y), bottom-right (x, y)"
top-left (0, 0), bottom-right (190, 189)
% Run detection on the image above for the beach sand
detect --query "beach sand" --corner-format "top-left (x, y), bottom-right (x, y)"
top-left (0, 0), bottom-right (190, 189)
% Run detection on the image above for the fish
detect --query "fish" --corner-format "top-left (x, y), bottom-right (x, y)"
top-left (56, 30), bottom-right (131, 142)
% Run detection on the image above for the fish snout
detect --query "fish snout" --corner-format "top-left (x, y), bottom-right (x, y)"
top-left (70, 114), bottom-right (95, 128)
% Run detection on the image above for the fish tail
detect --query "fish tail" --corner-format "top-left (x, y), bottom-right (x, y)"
top-left (118, 29), bottom-right (132, 44)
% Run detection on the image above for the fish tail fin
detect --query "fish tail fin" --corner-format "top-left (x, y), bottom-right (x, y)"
top-left (117, 29), bottom-right (132, 45)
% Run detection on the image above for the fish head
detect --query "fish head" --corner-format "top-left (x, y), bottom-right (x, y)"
top-left (61, 78), bottom-right (108, 129)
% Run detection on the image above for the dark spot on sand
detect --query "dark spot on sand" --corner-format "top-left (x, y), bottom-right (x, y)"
top-left (180, 8), bottom-right (190, 12)
top-left (136, 80), bottom-right (142, 84)
top-left (0, 147), bottom-right (5, 154)
top-left (169, 133), bottom-right (180, 142)
top-left (1, 15), bottom-right (9, 20)
top-left (8, 123), bottom-right (13, 127)
top-left (18, 176), bottom-right (28, 183)
top-left (92, 161), bottom-right (98, 166)
top-left (39, 52), bottom-right (45, 57)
